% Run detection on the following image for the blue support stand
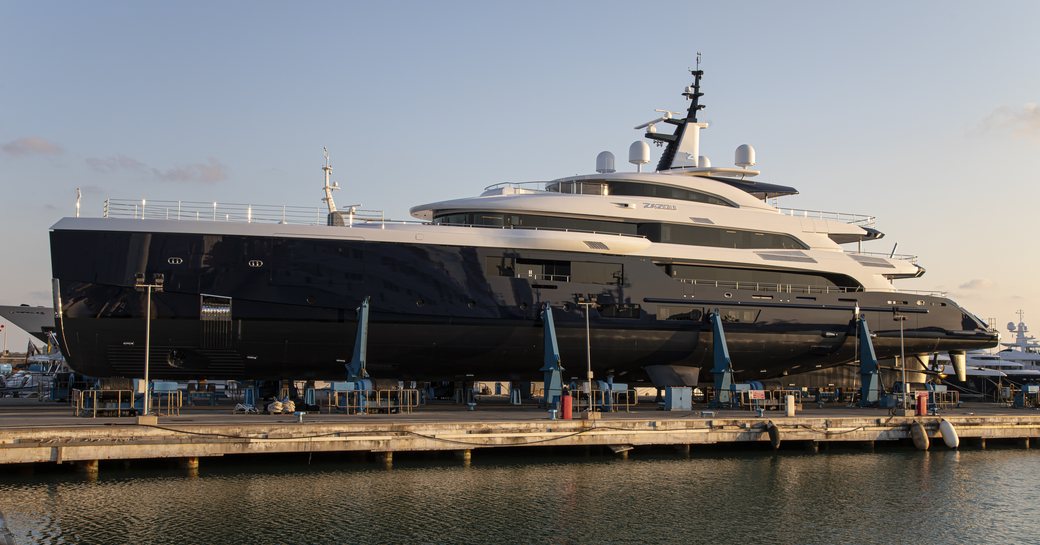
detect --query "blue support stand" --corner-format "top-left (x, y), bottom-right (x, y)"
top-left (709, 309), bottom-right (735, 409)
top-left (346, 297), bottom-right (371, 413)
top-left (346, 297), bottom-right (370, 381)
top-left (243, 384), bottom-right (258, 408)
top-left (857, 315), bottom-right (884, 407)
top-left (540, 305), bottom-right (564, 410)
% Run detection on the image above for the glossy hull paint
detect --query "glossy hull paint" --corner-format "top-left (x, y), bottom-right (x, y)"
top-left (50, 228), bottom-right (997, 381)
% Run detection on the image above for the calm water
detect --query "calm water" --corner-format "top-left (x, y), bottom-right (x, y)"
top-left (1, 447), bottom-right (1036, 544)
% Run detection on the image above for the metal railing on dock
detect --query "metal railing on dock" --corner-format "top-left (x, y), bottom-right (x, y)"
top-left (737, 389), bottom-right (803, 411)
top-left (326, 389), bottom-right (421, 415)
top-left (72, 389), bottom-right (183, 417)
top-left (73, 389), bottom-right (136, 417)
top-left (151, 391), bottom-right (183, 416)
top-left (568, 389), bottom-right (639, 413)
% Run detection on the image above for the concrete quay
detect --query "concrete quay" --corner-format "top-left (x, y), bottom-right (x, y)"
top-left (1, 399), bottom-right (1039, 471)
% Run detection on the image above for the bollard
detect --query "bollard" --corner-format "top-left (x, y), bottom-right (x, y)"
top-left (561, 394), bottom-right (573, 420)
top-left (785, 394), bottom-right (795, 417)
top-left (548, 409), bottom-right (558, 420)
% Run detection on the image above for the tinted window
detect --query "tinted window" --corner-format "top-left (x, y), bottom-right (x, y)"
top-left (606, 180), bottom-right (734, 207)
top-left (663, 264), bottom-right (861, 290)
top-left (638, 223), bottom-right (806, 249)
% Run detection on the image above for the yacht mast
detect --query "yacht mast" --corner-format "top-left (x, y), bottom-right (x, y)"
top-left (321, 147), bottom-right (339, 214)
top-left (647, 60), bottom-right (709, 171)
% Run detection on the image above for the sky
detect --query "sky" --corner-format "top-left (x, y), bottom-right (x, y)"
top-left (1, 1), bottom-right (1039, 351)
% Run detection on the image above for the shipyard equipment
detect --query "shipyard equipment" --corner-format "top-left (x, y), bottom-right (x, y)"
top-left (540, 305), bottom-right (564, 410)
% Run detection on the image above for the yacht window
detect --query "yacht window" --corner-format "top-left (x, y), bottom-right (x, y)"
top-left (663, 264), bottom-right (861, 291)
top-left (637, 223), bottom-right (807, 250)
top-left (434, 212), bottom-right (636, 235)
top-left (657, 305), bottom-right (704, 321)
top-left (606, 180), bottom-right (734, 207)
top-left (487, 257), bottom-right (622, 285)
top-left (720, 308), bottom-right (760, 323)
top-left (546, 181), bottom-right (608, 195)
top-left (516, 259), bottom-right (570, 282)
top-left (598, 303), bottom-right (641, 319)
top-left (572, 262), bottom-right (623, 284)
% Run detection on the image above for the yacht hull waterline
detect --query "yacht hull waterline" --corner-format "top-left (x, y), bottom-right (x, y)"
top-left (48, 66), bottom-right (998, 383)
top-left (50, 220), bottom-right (995, 381)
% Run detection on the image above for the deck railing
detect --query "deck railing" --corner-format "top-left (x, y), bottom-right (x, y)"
top-left (847, 250), bottom-right (919, 263)
top-left (102, 198), bottom-right (385, 226)
top-left (776, 207), bottom-right (876, 227)
top-left (675, 278), bottom-right (863, 294)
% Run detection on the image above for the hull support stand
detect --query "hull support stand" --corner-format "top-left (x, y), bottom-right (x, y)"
top-left (858, 315), bottom-right (884, 407)
top-left (708, 309), bottom-right (735, 409)
top-left (540, 305), bottom-right (564, 412)
top-left (344, 297), bottom-right (372, 413)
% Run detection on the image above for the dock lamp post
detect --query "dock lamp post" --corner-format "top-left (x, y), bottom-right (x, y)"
top-left (135, 273), bottom-right (164, 416)
top-left (894, 314), bottom-right (908, 411)
top-left (576, 298), bottom-right (594, 415)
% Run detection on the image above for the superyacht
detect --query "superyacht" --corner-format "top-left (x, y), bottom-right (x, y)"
top-left (48, 67), bottom-right (998, 382)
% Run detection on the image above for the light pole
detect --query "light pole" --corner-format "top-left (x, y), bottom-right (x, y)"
top-left (135, 273), bottom-right (164, 416)
top-left (894, 314), bottom-right (908, 410)
top-left (577, 299), bottom-right (594, 415)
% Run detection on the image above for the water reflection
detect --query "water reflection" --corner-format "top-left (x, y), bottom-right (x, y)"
top-left (0, 449), bottom-right (1037, 544)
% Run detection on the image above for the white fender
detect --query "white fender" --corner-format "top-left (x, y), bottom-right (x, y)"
top-left (939, 419), bottom-right (960, 449)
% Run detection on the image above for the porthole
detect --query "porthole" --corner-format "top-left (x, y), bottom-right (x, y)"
top-left (723, 292), bottom-right (733, 298)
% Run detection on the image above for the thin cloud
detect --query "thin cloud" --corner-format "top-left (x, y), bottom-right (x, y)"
top-left (154, 157), bottom-right (227, 183)
top-left (86, 154), bottom-right (147, 173)
top-left (84, 154), bottom-right (229, 184)
top-left (958, 278), bottom-right (995, 290)
top-left (2, 136), bottom-right (63, 156)
top-left (981, 103), bottom-right (1040, 140)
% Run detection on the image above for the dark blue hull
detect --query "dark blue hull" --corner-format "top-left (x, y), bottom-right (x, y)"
top-left (49, 227), bottom-right (997, 381)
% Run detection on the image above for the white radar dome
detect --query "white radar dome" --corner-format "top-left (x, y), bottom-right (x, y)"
top-left (596, 151), bottom-right (616, 173)
top-left (628, 141), bottom-right (650, 166)
top-left (697, 155), bottom-right (711, 168)
top-left (1008, 322), bottom-right (1016, 332)
top-left (735, 144), bottom-right (756, 168)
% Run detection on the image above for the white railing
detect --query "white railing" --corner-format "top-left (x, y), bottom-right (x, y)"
top-left (777, 207), bottom-right (876, 227)
top-left (482, 181), bottom-right (549, 192)
top-left (102, 198), bottom-right (385, 226)
top-left (894, 289), bottom-right (948, 297)
top-left (848, 250), bottom-right (919, 263)
top-left (675, 278), bottom-right (862, 294)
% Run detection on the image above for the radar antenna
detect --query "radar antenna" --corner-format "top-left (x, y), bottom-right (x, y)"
top-left (321, 146), bottom-right (339, 214)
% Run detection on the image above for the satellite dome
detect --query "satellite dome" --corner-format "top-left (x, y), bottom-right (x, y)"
top-left (628, 141), bottom-right (650, 166)
top-left (735, 144), bottom-right (756, 168)
top-left (596, 151), bottom-right (616, 173)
